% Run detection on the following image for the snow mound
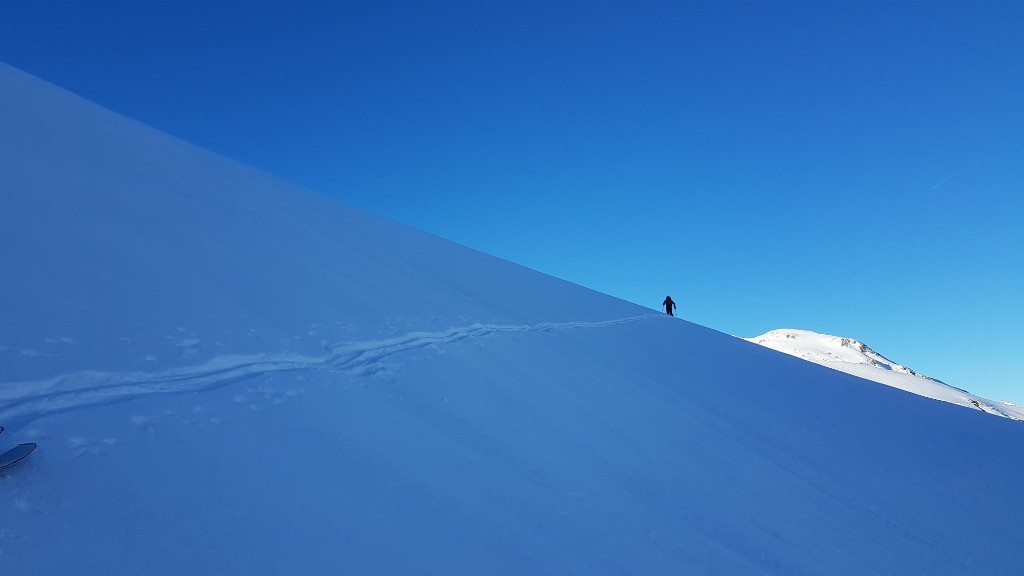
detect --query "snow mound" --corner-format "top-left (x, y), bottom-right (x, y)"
top-left (746, 329), bottom-right (1024, 421)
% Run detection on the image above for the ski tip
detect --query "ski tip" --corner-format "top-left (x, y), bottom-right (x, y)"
top-left (0, 442), bottom-right (37, 470)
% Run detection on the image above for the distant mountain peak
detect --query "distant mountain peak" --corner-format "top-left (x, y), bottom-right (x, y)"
top-left (747, 329), bottom-right (936, 380)
top-left (745, 328), bottom-right (1023, 421)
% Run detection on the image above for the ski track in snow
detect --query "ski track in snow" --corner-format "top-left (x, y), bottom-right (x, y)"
top-left (0, 316), bottom-right (656, 425)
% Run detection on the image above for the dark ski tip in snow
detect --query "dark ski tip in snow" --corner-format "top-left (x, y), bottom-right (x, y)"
top-left (0, 443), bottom-right (37, 471)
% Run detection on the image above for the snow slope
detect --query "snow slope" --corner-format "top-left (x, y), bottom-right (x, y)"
top-left (2, 62), bottom-right (1023, 575)
top-left (747, 329), bottom-right (1024, 421)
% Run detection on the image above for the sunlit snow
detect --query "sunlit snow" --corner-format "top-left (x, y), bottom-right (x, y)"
top-left (747, 329), bottom-right (1024, 421)
top-left (2, 62), bottom-right (1022, 576)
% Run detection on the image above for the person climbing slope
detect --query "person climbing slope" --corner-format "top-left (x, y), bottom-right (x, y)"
top-left (663, 295), bottom-right (677, 316)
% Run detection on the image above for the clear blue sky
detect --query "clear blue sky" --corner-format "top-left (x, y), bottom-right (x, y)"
top-left (3, 1), bottom-right (1022, 404)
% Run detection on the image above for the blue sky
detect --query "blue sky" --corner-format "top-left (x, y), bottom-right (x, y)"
top-left (3, 1), bottom-right (1022, 404)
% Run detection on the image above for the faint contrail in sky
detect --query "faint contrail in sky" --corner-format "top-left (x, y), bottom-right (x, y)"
top-left (930, 175), bottom-right (951, 190)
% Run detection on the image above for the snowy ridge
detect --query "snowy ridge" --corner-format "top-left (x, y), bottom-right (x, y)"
top-left (4, 63), bottom-right (1024, 576)
top-left (746, 329), bottom-right (1024, 421)
top-left (746, 329), bottom-right (939, 378)
top-left (0, 316), bottom-right (653, 425)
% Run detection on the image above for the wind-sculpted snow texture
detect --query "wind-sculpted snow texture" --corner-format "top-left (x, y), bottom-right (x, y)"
top-left (0, 317), bottom-right (650, 426)
top-left (2, 63), bottom-right (1023, 576)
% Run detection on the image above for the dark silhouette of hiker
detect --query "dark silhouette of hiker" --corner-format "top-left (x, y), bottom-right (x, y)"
top-left (663, 296), bottom-right (676, 316)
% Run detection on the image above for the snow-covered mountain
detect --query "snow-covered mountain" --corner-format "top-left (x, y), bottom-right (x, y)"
top-left (2, 62), bottom-right (1023, 575)
top-left (746, 329), bottom-right (1024, 421)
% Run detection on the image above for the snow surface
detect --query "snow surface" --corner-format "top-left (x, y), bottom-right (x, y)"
top-left (747, 329), bottom-right (1024, 421)
top-left (2, 62), bottom-right (1023, 575)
